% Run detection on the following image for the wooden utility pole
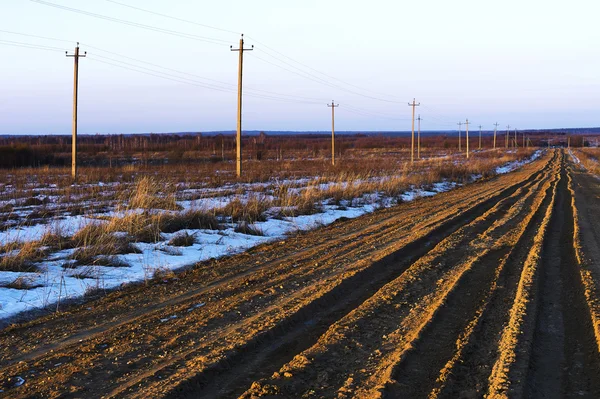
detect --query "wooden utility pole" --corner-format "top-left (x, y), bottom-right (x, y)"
top-left (327, 100), bottom-right (339, 165)
top-left (493, 122), bottom-right (499, 149)
top-left (417, 114), bottom-right (422, 159)
top-left (514, 129), bottom-right (518, 148)
top-left (478, 125), bottom-right (482, 150)
top-left (506, 125), bottom-right (511, 148)
top-left (457, 121), bottom-right (463, 152)
top-left (465, 119), bottom-right (470, 158)
top-left (231, 34), bottom-right (253, 177)
top-left (66, 42), bottom-right (86, 181)
top-left (408, 99), bottom-right (420, 163)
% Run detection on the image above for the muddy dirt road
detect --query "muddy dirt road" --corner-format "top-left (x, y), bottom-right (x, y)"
top-left (1, 149), bottom-right (599, 398)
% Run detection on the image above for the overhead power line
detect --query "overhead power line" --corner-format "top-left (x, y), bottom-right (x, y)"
top-left (0, 39), bottom-right (67, 52)
top-left (82, 43), bottom-right (327, 102)
top-left (104, 0), bottom-right (240, 35)
top-left (246, 35), bottom-right (404, 102)
top-left (0, 29), bottom-right (73, 43)
top-left (36, 0), bottom-right (403, 104)
top-left (85, 56), bottom-right (322, 105)
top-left (29, 0), bottom-right (231, 45)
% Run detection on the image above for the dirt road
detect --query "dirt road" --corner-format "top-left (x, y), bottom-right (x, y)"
top-left (1, 149), bottom-right (599, 398)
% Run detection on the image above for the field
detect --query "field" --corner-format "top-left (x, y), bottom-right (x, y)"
top-left (0, 136), bottom-right (600, 398)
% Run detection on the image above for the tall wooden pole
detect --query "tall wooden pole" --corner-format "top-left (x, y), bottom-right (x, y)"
top-left (506, 125), bottom-right (511, 149)
top-left (66, 43), bottom-right (86, 181)
top-left (408, 99), bottom-right (420, 163)
top-left (231, 34), bottom-right (253, 177)
top-left (478, 125), bottom-right (482, 150)
top-left (327, 100), bottom-right (339, 165)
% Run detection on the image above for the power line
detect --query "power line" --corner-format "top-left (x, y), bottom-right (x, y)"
top-left (253, 48), bottom-right (402, 103)
top-left (0, 29), bottom-right (73, 43)
top-left (28, 0), bottom-right (406, 105)
top-left (29, 0), bottom-right (231, 45)
top-left (86, 56), bottom-right (322, 105)
top-left (86, 0), bottom-right (404, 102)
top-left (104, 0), bottom-right (240, 35)
top-left (82, 43), bottom-right (326, 103)
top-left (0, 39), bottom-right (67, 52)
top-left (246, 34), bottom-right (404, 102)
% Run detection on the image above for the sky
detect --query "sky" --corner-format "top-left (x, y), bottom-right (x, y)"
top-left (1, 0), bottom-right (599, 134)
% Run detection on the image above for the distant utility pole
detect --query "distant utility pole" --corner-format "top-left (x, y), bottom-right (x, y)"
top-left (514, 129), bottom-right (518, 149)
top-left (327, 100), bottom-right (339, 165)
top-left (506, 125), bottom-right (511, 149)
top-left (66, 42), bottom-right (86, 181)
top-left (493, 122), bottom-right (499, 149)
top-left (231, 34), bottom-right (253, 177)
top-left (465, 119), bottom-right (470, 158)
top-left (478, 125), bottom-right (482, 150)
top-left (457, 121), bottom-right (463, 152)
top-left (408, 98), bottom-right (420, 163)
top-left (417, 114), bottom-right (422, 159)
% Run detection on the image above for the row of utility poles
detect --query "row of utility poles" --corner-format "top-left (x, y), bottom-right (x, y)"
top-left (66, 35), bottom-right (256, 180)
top-left (64, 35), bottom-right (541, 181)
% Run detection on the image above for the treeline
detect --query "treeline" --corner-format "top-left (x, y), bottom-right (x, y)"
top-left (0, 131), bottom-right (597, 169)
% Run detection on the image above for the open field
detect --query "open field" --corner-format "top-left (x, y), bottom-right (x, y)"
top-left (0, 141), bottom-right (538, 320)
top-left (0, 148), bottom-right (599, 398)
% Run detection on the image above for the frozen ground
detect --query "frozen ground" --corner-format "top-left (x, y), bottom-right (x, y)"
top-left (0, 151), bottom-right (542, 321)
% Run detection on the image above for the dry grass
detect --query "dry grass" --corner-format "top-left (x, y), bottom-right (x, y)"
top-left (0, 146), bottom-right (540, 274)
top-left (0, 229), bottom-right (72, 272)
top-left (234, 222), bottom-right (264, 236)
top-left (168, 232), bottom-right (196, 247)
top-left (576, 148), bottom-right (600, 175)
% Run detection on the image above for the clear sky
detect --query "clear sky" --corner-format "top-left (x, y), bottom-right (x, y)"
top-left (1, 0), bottom-right (599, 134)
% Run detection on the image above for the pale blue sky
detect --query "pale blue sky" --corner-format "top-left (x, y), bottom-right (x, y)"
top-left (1, 0), bottom-right (599, 134)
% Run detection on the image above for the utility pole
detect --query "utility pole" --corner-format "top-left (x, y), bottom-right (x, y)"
top-left (506, 125), bottom-right (511, 149)
top-left (417, 114), bottom-right (422, 159)
top-left (327, 100), bottom-right (339, 165)
top-left (231, 34), bottom-right (253, 177)
top-left (408, 98), bottom-right (420, 163)
top-left (66, 42), bottom-right (86, 181)
top-left (514, 129), bottom-right (518, 149)
top-left (478, 125), bottom-right (482, 150)
top-left (457, 121), bottom-right (463, 152)
top-left (465, 119), bottom-right (470, 158)
top-left (493, 122), bottom-right (499, 150)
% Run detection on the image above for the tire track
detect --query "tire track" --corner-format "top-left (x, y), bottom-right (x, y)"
top-left (386, 153), bottom-right (559, 399)
top-left (109, 155), bottom-right (554, 399)
top-left (0, 155), bottom-right (550, 370)
top-left (0, 156), bottom-right (546, 394)
top-left (240, 152), bottom-right (560, 399)
top-left (523, 153), bottom-right (600, 398)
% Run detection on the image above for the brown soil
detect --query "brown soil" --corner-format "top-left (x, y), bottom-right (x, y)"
top-left (1, 149), bottom-right (599, 399)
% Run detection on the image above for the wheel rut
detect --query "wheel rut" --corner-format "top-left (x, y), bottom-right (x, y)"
top-left (525, 153), bottom-right (600, 398)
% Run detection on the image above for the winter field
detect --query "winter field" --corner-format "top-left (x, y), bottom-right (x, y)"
top-left (0, 146), bottom-right (540, 321)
